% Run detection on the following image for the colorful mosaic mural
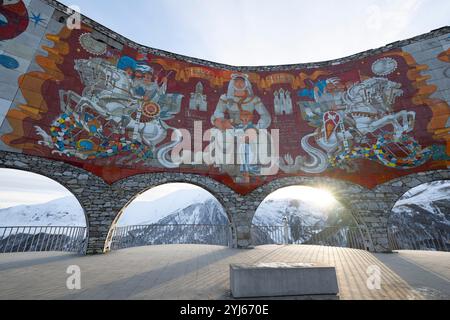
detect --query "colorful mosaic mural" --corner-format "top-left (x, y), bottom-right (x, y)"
top-left (0, 0), bottom-right (449, 194)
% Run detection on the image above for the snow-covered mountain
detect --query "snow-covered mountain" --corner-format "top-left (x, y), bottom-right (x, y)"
top-left (0, 197), bottom-right (85, 227)
top-left (391, 181), bottom-right (450, 239)
top-left (155, 198), bottom-right (228, 225)
top-left (253, 198), bottom-right (346, 227)
top-left (117, 188), bottom-right (214, 226)
top-left (0, 181), bottom-right (448, 250)
top-left (112, 199), bottom-right (230, 248)
top-left (0, 188), bottom-right (220, 227)
top-left (251, 197), bottom-right (357, 245)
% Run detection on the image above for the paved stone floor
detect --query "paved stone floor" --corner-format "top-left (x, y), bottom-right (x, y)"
top-left (0, 245), bottom-right (449, 300)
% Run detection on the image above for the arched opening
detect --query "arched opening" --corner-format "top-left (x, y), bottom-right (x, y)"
top-left (0, 169), bottom-right (88, 254)
top-left (107, 183), bottom-right (231, 250)
top-left (388, 180), bottom-right (450, 252)
top-left (252, 186), bottom-right (367, 249)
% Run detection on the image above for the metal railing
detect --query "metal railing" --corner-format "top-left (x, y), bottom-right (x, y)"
top-left (0, 226), bottom-right (87, 254)
top-left (110, 224), bottom-right (231, 250)
top-left (252, 225), bottom-right (368, 250)
top-left (388, 228), bottom-right (449, 252)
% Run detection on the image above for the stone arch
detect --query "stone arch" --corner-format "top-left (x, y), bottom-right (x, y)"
top-left (3, 149), bottom-right (448, 254)
top-left (103, 173), bottom-right (241, 252)
top-left (0, 151), bottom-right (113, 254)
top-left (366, 170), bottom-right (450, 252)
top-left (374, 170), bottom-right (450, 212)
top-left (0, 167), bottom-right (89, 225)
top-left (236, 176), bottom-right (375, 250)
top-left (255, 177), bottom-right (371, 222)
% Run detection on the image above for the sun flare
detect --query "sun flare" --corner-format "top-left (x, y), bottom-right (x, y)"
top-left (268, 186), bottom-right (337, 209)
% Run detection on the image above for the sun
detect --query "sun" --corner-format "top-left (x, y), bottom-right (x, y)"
top-left (268, 186), bottom-right (338, 209)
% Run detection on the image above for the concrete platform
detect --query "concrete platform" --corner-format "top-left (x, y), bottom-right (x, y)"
top-left (230, 263), bottom-right (339, 298)
top-left (0, 245), bottom-right (449, 300)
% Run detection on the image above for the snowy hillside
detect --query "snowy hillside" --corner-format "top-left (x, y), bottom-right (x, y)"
top-left (0, 180), bottom-right (448, 248)
top-left (112, 199), bottom-right (230, 248)
top-left (0, 197), bottom-right (85, 227)
top-left (251, 197), bottom-right (355, 245)
top-left (0, 188), bottom-right (218, 227)
top-left (253, 198), bottom-right (346, 228)
top-left (117, 188), bottom-right (213, 226)
top-left (391, 180), bottom-right (450, 235)
top-left (155, 199), bottom-right (228, 225)
top-left (394, 181), bottom-right (450, 215)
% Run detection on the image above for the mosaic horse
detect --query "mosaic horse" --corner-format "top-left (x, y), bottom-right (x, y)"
top-left (280, 77), bottom-right (430, 174)
top-left (36, 58), bottom-right (183, 167)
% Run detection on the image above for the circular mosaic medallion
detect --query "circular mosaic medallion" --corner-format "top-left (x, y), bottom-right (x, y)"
top-left (79, 33), bottom-right (107, 56)
top-left (142, 102), bottom-right (161, 119)
top-left (371, 57), bottom-right (398, 76)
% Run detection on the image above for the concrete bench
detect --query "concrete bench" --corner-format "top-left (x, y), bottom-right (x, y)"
top-left (230, 262), bottom-right (339, 298)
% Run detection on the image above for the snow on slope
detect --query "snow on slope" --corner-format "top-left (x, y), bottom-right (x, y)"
top-left (155, 199), bottom-right (228, 225)
top-left (394, 181), bottom-right (450, 215)
top-left (253, 198), bottom-right (344, 227)
top-left (253, 199), bottom-right (326, 226)
top-left (391, 180), bottom-right (450, 233)
top-left (118, 188), bottom-right (214, 226)
top-left (0, 181), bottom-right (447, 232)
top-left (0, 188), bottom-right (218, 228)
top-left (116, 199), bottom-right (229, 247)
top-left (0, 196), bottom-right (85, 227)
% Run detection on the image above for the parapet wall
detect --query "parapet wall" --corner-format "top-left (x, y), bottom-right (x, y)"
top-left (1, 0), bottom-right (449, 195)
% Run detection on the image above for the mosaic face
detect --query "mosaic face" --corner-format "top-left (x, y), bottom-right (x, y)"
top-left (1, 0), bottom-right (449, 194)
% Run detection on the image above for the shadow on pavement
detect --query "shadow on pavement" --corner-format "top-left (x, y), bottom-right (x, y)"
top-left (374, 252), bottom-right (450, 300)
top-left (0, 253), bottom-right (83, 272)
top-left (61, 247), bottom-right (241, 300)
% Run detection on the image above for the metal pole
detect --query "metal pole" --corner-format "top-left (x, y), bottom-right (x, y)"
top-left (3, 228), bottom-right (13, 253)
top-left (22, 227), bottom-right (32, 253)
top-left (56, 227), bottom-right (64, 251)
top-left (44, 227), bottom-right (53, 252)
top-left (9, 227), bottom-right (21, 253)
top-left (0, 228), bottom-right (6, 253)
top-left (283, 217), bottom-right (289, 245)
top-left (66, 227), bottom-right (75, 252)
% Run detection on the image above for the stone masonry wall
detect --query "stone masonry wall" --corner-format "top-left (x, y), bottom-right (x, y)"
top-left (3, 150), bottom-right (448, 254)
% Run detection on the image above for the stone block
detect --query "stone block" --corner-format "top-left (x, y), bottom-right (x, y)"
top-left (230, 263), bottom-right (339, 298)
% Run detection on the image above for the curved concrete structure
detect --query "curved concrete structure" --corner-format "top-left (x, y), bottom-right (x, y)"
top-left (0, 0), bottom-right (449, 253)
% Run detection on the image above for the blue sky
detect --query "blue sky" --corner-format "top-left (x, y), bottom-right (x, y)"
top-left (59, 0), bottom-right (450, 66)
top-left (1, 0), bottom-right (449, 208)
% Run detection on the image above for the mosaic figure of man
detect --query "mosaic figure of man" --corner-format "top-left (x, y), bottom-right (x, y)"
top-left (211, 74), bottom-right (271, 183)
